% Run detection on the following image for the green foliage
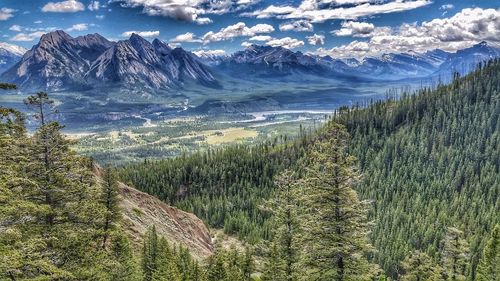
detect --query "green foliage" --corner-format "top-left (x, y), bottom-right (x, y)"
top-left (441, 227), bottom-right (470, 280)
top-left (0, 92), bottom-right (138, 280)
top-left (298, 123), bottom-right (380, 281)
top-left (476, 225), bottom-right (499, 280)
top-left (101, 165), bottom-right (122, 249)
top-left (142, 225), bottom-right (202, 281)
top-left (119, 143), bottom-right (306, 243)
top-left (400, 251), bottom-right (442, 281)
top-left (335, 59), bottom-right (500, 278)
top-left (261, 170), bottom-right (301, 281)
top-left (0, 83), bottom-right (16, 90)
top-left (206, 245), bottom-right (255, 281)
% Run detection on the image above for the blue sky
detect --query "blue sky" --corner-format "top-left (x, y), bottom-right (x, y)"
top-left (0, 0), bottom-right (498, 58)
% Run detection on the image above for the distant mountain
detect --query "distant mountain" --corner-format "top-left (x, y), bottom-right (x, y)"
top-left (0, 42), bottom-right (26, 75)
top-left (193, 51), bottom-right (229, 67)
top-left (1, 31), bottom-right (113, 90)
top-left (204, 42), bottom-right (499, 82)
top-left (1, 30), bottom-right (217, 91)
top-left (436, 41), bottom-right (500, 79)
top-left (2, 31), bottom-right (499, 92)
top-left (214, 44), bottom-right (327, 78)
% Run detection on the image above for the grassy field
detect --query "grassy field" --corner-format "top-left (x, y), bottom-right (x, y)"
top-left (68, 111), bottom-right (329, 165)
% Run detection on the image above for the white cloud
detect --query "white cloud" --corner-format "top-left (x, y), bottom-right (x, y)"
top-left (9, 25), bottom-right (22, 32)
top-left (440, 4), bottom-right (454, 10)
top-left (192, 49), bottom-right (226, 57)
top-left (96, 15), bottom-right (105, 20)
top-left (10, 31), bottom-right (46, 42)
top-left (249, 35), bottom-right (273, 41)
top-left (0, 8), bottom-right (16, 20)
top-left (245, 0), bottom-right (431, 23)
top-left (306, 34), bottom-right (325, 45)
top-left (42, 0), bottom-right (85, 13)
top-left (171, 32), bottom-right (202, 43)
top-left (34, 20), bottom-right (43, 24)
top-left (241, 41), bottom-right (253, 48)
top-left (202, 22), bottom-right (274, 43)
top-left (67, 23), bottom-right (89, 31)
top-left (332, 21), bottom-right (375, 37)
top-left (113, 0), bottom-right (260, 24)
top-left (195, 17), bottom-right (212, 24)
top-left (242, 5), bottom-right (296, 18)
top-left (265, 37), bottom-right (304, 49)
top-left (88, 1), bottom-right (100, 11)
top-left (279, 20), bottom-right (313, 32)
top-left (316, 8), bottom-right (500, 59)
top-left (121, 30), bottom-right (160, 38)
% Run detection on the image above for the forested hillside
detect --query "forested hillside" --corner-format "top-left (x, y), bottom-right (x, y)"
top-left (119, 60), bottom-right (500, 280)
top-left (119, 142), bottom-right (307, 243)
top-left (0, 89), bottom-right (255, 280)
top-left (336, 60), bottom-right (499, 278)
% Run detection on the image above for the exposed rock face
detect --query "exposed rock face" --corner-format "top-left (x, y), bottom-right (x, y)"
top-left (1, 31), bottom-right (113, 90)
top-left (0, 42), bottom-right (26, 75)
top-left (1, 30), bottom-right (218, 91)
top-left (118, 182), bottom-right (213, 259)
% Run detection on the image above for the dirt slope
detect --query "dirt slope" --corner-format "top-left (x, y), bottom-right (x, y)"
top-left (118, 182), bottom-right (214, 259)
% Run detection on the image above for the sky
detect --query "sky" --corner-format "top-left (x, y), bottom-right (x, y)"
top-left (0, 0), bottom-right (498, 58)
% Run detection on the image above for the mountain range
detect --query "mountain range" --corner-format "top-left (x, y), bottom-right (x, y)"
top-left (208, 42), bottom-right (499, 81)
top-left (1, 31), bottom-right (499, 92)
top-left (0, 30), bottom-right (217, 91)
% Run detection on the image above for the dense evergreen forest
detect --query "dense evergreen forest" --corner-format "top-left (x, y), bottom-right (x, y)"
top-left (1, 60), bottom-right (499, 280)
top-left (119, 60), bottom-right (500, 280)
top-left (336, 61), bottom-right (500, 279)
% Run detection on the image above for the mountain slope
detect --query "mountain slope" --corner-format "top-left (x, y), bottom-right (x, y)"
top-left (118, 181), bottom-right (214, 259)
top-left (1, 31), bottom-right (218, 91)
top-left (0, 42), bottom-right (26, 75)
top-left (1, 31), bottom-right (113, 90)
top-left (436, 41), bottom-right (500, 79)
top-left (337, 59), bottom-right (500, 278)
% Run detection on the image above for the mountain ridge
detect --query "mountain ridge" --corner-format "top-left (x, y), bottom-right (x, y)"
top-left (1, 31), bottom-right (499, 91)
top-left (1, 30), bottom-right (217, 91)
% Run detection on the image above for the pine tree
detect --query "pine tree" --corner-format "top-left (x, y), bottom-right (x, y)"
top-left (476, 225), bottom-right (499, 281)
top-left (300, 123), bottom-right (377, 281)
top-left (0, 83), bottom-right (16, 90)
top-left (265, 169), bottom-right (300, 281)
top-left (261, 243), bottom-right (285, 281)
top-left (206, 252), bottom-right (227, 281)
top-left (110, 231), bottom-right (140, 281)
top-left (152, 237), bottom-right (181, 281)
top-left (400, 251), bottom-right (442, 281)
top-left (101, 165), bottom-right (121, 250)
top-left (143, 225), bottom-right (159, 281)
top-left (241, 246), bottom-right (254, 281)
top-left (441, 227), bottom-right (470, 281)
top-left (1, 92), bottom-right (119, 279)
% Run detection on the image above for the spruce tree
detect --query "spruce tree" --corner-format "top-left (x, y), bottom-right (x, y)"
top-left (143, 225), bottom-right (159, 281)
top-left (110, 231), bottom-right (140, 281)
top-left (261, 243), bottom-right (285, 281)
top-left (101, 165), bottom-right (121, 249)
top-left (1, 92), bottom-right (118, 279)
top-left (206, 252), bottom-right (227, 281)
top-left (265, 169), bottom-right (300, 281)
top-left (152, 237), bottom-right (181, 281)
top-left (241, 246), bottom-right (254, 281)
top-left (400, 250), bottom-right (442, 281)
top-left (300, 123), bottom-right (377, 281)
top-left (476, 225), bottom-right (499, 281)
top-left (441, 227), bottom-right (470, 281)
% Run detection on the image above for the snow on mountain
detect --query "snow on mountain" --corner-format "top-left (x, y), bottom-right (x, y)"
top-left (1, 31), bottom-right (217, 91)
top-left (0, 42), bottom-right (26, 75)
